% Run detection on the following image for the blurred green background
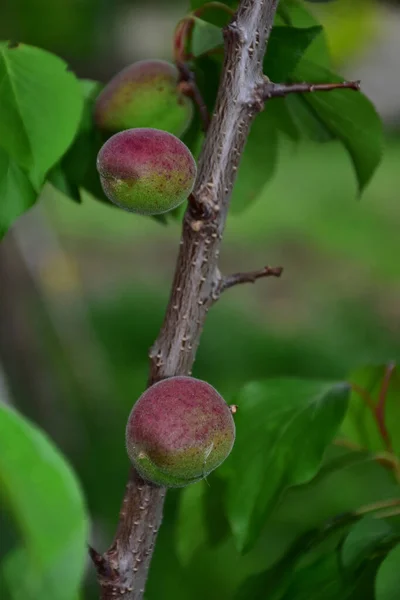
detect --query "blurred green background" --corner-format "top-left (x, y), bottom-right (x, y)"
top-left (1, 0), bottom-right (400, 598)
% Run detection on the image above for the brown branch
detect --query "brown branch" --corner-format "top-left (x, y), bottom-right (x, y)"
top-left (220, 265), bottom-right (283, 294)
top-left (93, 0), bottom-right (365, 594)
top-left (263, 79), bottom-right (361, 99)
top-left (94, 1), bottom-right (362, 597)
top-left (93, 470), bottom-right (166, 599)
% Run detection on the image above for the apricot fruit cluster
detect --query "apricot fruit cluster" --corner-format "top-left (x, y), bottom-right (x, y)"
top-left (126, 376), bottom-right (236, 487)
top-left (96, 128), bottom-right (196, 214)
top-left (94, 59), bottom-right (193, 137)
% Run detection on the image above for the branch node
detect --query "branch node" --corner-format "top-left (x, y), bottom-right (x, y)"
top-left (88, 545), bottom-right (115, 580)
top-left (188, 192), bottom-right (216, 223)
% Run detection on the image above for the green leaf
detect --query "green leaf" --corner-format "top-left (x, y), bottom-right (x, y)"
top-left (176, 482), bottom-right (207, 567)
top-left (285, 95), bottom-right (334, 142)
top-left (203, 474), bottom-right (231, 547)
top-left (292, 60), bottom-right (384, 193)
top-left (0, 147), bottom-right (37, 239)
top-left (0, 402), bottom-right (88, 600)
top-left (278, 0), bottom-right (331, 67)
top-left (265, 26), bottom-right (323, 82)
top-left (224, 379), bottom-right (349, 552)
top-left (281, 553), bottom-right (345, 600)
top-left (265, 99), bottom-right (300, 141)
top-left (47, 165), bottom-right (81, 203)
top-left (341, 517), bottom-right (395, 570)
top-left (58, 79), bottom-right (109, 204)
top-left (235, 511), bottom-right (358, 600)
top-left (191, 18), bottom-right (223, 57)
top-left (0, 42), bottom-right (83, 189)
top-left (341, 364), bottom-right (400, 456)
top-left (375, 544), bottom-right (400, 600)
top-left (77, 79), bottom-right (103, 134)
top-left (189, 22), bottom-right (323, 75)
top-left (231, 111), bottom-right (278, 213)
top-left (235, 528), bottom-right (320, 600)
top-left (48, 79), bottom-right (102, 204)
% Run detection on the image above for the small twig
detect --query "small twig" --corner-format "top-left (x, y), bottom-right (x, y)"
top-left (220, 265), bottom-right (283, 294)
top-left (88, 546), bottom-right (114, 580)
top-left (351, 364), bottom-right (396, 455)
top-left (333, 437), bottom-right (365, 452)
top-left (263, 80), bottom-right (361, 100)
top-left (177, 61), bottom-right (211, 131)
top-left (334, 438), bottom-right (400, 482)
top-left (355, 497), bottom-right (400, 517)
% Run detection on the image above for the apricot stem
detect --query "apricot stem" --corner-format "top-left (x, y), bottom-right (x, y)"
top-left (177, 62), bottom-right (211, 131)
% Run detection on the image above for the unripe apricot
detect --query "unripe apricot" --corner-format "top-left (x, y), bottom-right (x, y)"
top-left (126, 376), bottom-right (235, 487)
top-left (96, 128), bottom-right (197, 214)
top-left (94, 59), bottom-right (193, 137)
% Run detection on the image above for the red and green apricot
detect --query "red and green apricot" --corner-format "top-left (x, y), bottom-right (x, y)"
top-left (126, 376), bottom-right (236, 487)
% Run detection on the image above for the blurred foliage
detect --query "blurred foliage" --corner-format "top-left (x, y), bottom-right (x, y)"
top-left (1, 0), bottom-right (400, 599)
top-left (309, 0), bottom-right (380, 66)
top-left (0, 403), bottom-right (88, 600)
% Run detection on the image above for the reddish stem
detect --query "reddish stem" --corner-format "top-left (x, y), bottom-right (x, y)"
top-left (173, 1), bottom-right (234, 63)
top-left (350, 363), bottom-right (396, 454)
top-left (350, 382), bottom-right (376, 413)
top-left (375, 362), bottom-right (396, 453)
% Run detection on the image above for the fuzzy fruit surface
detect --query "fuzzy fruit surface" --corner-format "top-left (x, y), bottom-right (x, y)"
top-left (94, 59), bottom-right (193, 137)
top-left (126, 376), bottom-right (236, 487)
top-left (96, 128), bottom-right (197, 215)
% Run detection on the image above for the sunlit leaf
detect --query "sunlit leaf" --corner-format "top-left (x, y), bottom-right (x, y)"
top-left (0, 402), bottom-right (88, 600)
top-left (0, 42), bottom-right (83, 190)
top-left (0, 147), bottom-right (36, 239)
top-left (191, 18), bottom-right (223, 57)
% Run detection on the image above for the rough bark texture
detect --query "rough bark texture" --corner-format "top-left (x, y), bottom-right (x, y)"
top-left (96, 1), bottom-right (280, 598)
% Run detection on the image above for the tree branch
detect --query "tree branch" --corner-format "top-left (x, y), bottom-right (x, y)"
top-left (263, 79), bottom-right (361, 99)
top-left (93, 1), bottom-right (358, 597)
top-left (219, 265), bottom-right (283, 295)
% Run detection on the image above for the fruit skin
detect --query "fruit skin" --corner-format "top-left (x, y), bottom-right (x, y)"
top-left (126, 376), bottom-right (236, 487)
top-left (96, 128), bottom-right (197, 215)
top-left (94, 59), bottom-right (193, 137)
